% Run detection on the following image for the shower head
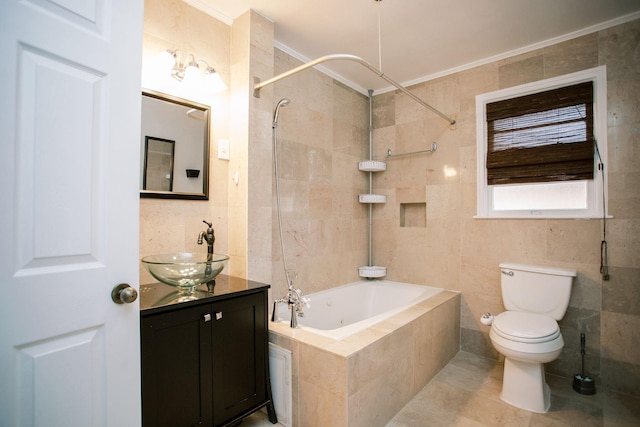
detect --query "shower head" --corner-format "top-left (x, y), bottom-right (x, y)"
top-left (273, 98), bottom-right (291, 127)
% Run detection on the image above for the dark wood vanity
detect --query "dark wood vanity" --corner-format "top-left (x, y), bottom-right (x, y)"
top-left (140, 275), bottom-right (277, 427)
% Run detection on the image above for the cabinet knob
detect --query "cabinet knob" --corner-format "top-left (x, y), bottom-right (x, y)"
top-left (203, 313), bottom-right (211, 322)
top-left (216, 312), bottom-right (223, 320)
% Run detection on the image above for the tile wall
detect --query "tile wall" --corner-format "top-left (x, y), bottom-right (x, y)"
top-left (270, 50), bottom-right (370, 296)
top-left (371, 19), bottom-right (640, 395)
top-left (140, 0), bottom-right (231, 284)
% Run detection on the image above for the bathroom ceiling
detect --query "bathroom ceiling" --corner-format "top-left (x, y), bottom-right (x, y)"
top-left (194, 0), bottom-right (640, 93)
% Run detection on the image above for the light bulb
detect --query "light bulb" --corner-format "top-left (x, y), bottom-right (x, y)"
top-left (181, 55), bottom-right (199, 85)
top-left (204, 67), bottom-right (227, 93)
top-left (157, 50), bottom-right (177, 72)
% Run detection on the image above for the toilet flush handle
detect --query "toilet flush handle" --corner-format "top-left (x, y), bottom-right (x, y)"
top-left (501, 270), bottom-right (514, 276)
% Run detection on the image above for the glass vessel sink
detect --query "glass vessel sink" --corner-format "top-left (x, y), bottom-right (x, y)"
top-left (141, 253), bottom-right (229, 294)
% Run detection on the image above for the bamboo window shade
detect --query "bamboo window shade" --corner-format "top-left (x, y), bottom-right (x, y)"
top-left (486, 81), bottom-right (595, 185)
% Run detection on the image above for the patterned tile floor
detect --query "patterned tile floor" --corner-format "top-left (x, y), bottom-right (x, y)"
top-left (241, 351), bottom-right (640, 427)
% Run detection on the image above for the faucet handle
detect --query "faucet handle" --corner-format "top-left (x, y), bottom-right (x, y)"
top-left (202, 220), bottom-right (212, 227)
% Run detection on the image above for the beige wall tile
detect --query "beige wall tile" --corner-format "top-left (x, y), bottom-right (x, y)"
top-left (602, 311), bottom-right (640, 364)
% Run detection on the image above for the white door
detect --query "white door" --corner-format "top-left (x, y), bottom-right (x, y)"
top-left (0, 1), bottom-right (144, 426)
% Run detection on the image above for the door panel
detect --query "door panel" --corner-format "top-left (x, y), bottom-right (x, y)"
top-left (0, 0), bottom-right (144, 426)
top-left (16, 45), bottom-right (105, 272)
top-left (16, 326), bottom-right (106, 426)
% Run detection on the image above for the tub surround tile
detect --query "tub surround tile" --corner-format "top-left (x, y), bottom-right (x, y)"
top-left (270, 290), bottom-right (460, 427)
top-left (298, 378), bottom-right (347, 427)
top-left (271, 52), bottom-right (368, 297)
top-left (299, 343), bottom-right (346, 399)
top-left (348, 293), bottom-right (460, 427)
top-left (271, 290), bottom-right (460, 356)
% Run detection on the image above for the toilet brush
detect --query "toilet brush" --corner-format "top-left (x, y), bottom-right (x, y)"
top-left (572, 333), bottom-right (596, 395)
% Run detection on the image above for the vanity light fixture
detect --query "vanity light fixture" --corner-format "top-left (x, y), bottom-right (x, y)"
top-left (158, 49), bottom-right (226, 93)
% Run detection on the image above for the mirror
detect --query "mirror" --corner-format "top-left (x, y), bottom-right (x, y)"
top-left (140, 90), bottom-right (210, 200)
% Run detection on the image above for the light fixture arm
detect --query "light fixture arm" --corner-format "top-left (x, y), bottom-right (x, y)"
top-left (253, 53), bottom-right (455, 125)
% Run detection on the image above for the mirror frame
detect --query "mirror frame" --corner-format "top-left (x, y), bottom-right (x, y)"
top-left (140, 89), bottom-right (210, 200)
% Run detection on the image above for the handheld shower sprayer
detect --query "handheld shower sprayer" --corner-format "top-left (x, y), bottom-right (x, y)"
top-left (273, 98), bottom-right (290, 127)
top-left (271, 97), bottom-right (308, 327)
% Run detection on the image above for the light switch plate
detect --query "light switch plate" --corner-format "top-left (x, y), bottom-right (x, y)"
top-left (218, 139), bottom-right (230, 160)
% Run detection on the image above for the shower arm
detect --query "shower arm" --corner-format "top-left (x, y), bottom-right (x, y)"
top-left (253, 53), bottom-right (456, 125)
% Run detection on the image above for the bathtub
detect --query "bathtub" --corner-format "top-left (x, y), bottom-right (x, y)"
top-left (275, 280), bottom-right (443, 340)
top-left (269, 280), bottom-right (460, 427)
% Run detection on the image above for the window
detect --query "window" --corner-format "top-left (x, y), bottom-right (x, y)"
top-left (476, 67), bottom-right (608, 218)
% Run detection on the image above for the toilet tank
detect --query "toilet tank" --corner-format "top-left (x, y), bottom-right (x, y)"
top-left (500, 262), bottom-right (576, 320)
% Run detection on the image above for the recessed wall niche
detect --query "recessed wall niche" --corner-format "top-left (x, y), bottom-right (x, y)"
top-left (400, 202), bottom-right (427, 227)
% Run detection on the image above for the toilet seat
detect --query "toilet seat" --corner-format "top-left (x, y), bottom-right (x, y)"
top-left (492, 312), bottom-right (560, 344)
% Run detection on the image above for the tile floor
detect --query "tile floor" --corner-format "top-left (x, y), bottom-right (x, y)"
top-left (240, 351), bottom-right (640, 427)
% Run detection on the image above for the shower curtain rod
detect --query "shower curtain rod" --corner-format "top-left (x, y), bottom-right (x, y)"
top-left (253, 53), bottom-right (456, 125)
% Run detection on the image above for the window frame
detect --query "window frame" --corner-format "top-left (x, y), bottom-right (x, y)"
top-left (475, 66), bottom-right (608, 219)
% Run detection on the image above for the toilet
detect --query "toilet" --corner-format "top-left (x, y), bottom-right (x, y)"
top-left (489, 262), bottom-right (576, 413)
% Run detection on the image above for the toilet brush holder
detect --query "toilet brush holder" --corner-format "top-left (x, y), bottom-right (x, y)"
top-left (573, 333), bottom-right (596, 395)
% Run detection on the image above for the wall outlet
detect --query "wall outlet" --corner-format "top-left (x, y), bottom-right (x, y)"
top-left (218, 139), bottom-right (230, 160)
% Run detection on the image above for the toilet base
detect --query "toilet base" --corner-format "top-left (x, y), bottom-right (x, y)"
top-left (500, 358), bottom-right (551, 413)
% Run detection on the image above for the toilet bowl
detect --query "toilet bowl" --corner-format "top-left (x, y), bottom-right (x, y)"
top-left (489, 263), bottom-right (576, 413)
top-left (489, 311), bottom-right (564, 413)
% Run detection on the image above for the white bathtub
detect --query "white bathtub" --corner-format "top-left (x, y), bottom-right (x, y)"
top-left (276, 280), bottom-right (443, 340)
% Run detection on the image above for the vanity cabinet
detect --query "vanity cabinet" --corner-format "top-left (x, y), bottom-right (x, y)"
top-left (141, 283), bottom-right (276, 427)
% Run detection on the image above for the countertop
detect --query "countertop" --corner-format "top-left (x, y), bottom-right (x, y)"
top-left (140, 274), bottom-right (270, 315)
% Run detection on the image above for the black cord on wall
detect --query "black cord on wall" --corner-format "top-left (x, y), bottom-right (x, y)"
top-left (594, 140), bottom-right (610, 281)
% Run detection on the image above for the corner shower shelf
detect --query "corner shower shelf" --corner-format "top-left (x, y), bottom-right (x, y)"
top-left (358, 160), bottom-right (386, 172)
top-left (359, 266), bottom-right (387, 278)
top-left (358, 194), bottom-right (386, 204)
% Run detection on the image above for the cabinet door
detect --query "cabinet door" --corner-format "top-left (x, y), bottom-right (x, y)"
top-left (211, 292), bottom-right (267, 426)
top-left (141, 305), bottom-right (213, 427)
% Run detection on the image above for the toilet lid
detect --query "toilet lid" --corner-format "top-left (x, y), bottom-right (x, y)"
top-left (492, 311), bottom-right (560, 343)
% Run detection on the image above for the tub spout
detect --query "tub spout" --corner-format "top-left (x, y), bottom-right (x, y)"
top-left (271, 297), bottom-right (287, 322)
top-left (290, 304), bottom-right (298, 328)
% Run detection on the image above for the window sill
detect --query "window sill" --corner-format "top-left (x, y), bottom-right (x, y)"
top-left (474, 214), bottom-right (613, 220)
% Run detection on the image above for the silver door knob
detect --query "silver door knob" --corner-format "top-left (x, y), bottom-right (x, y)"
top-left (111, 283), bottom-right (138, 304)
